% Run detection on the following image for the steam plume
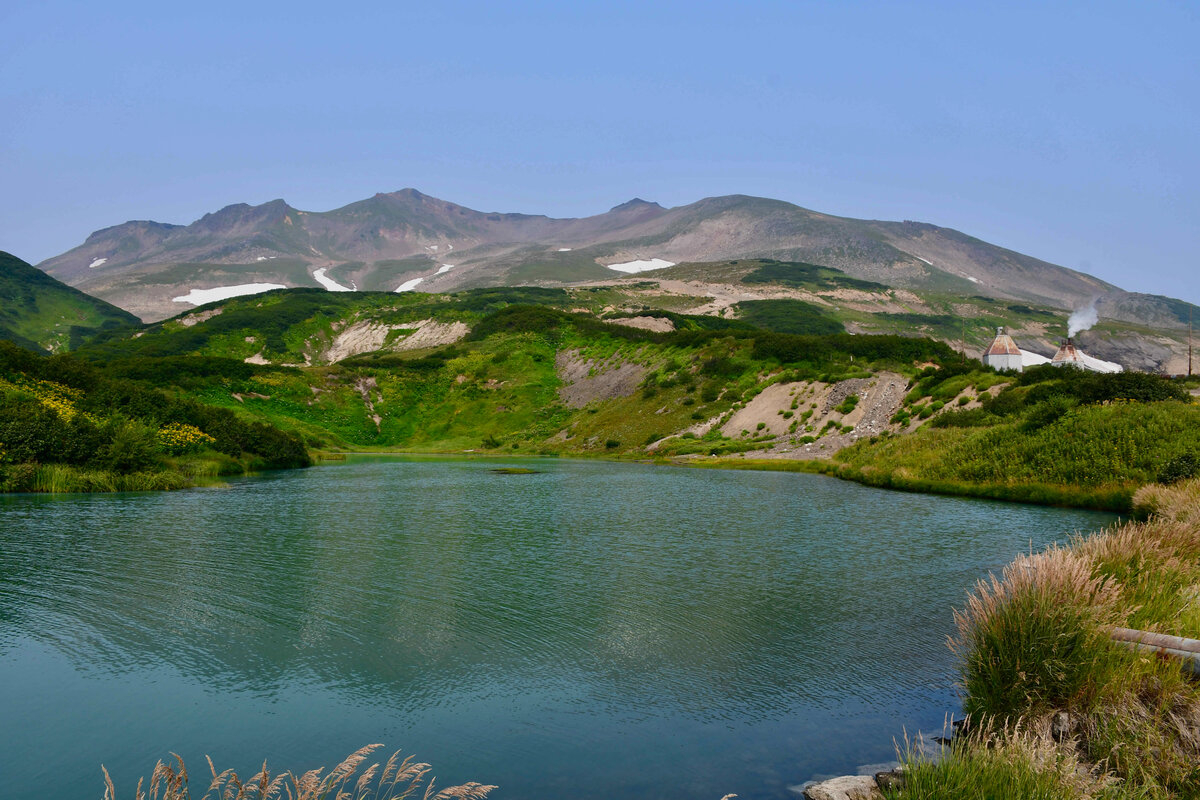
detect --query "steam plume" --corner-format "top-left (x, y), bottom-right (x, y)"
top-left (1068, 301), bottom-right (1099, 338)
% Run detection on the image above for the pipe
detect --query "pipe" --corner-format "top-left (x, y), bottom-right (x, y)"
top-left (1106, 626), bottom-right (1200, 679)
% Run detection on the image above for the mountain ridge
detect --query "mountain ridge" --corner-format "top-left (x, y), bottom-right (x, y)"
top-left (36, 190), bottom-right (1178, 327)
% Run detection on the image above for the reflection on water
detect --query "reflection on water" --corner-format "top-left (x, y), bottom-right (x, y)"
top-left (0, 458), bottom-right (1115, 799)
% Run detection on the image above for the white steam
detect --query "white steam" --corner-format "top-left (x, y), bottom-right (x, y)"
top-left (1067, 301), bottom-right (1099, 338)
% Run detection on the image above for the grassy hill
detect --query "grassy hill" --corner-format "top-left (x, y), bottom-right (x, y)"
top-left (50, 284), bottom-right (1197, 507)
top-left (0, 251), bottom-right (139, 353)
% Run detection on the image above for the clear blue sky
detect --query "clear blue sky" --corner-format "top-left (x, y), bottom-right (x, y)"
top-left (2, 1), bottom-right (1197, 304)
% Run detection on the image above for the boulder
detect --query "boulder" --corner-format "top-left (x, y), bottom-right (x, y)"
top-left (802, 775), bottom-right (883, 800)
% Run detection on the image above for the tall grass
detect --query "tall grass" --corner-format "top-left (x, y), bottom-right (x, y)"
top-left (883, 722), bottom-right (1106, 800)
top-left (32, 463), bottom-right (190, 493)
top-left (102, 745), bottom-right (495, 800)
top-left (946, 478), bottom-right (1200, 796)
top-left (952, 547), bottom-right (1121, 719)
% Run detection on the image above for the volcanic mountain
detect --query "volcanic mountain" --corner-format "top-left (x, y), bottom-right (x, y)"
top-left (37, 190), bottom-right (1188, 327)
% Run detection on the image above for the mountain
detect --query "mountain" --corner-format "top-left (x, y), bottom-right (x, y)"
top-left (0, 251), bottom-right (140, 352)
top-left (37, 190), bottom-right (1188, 331)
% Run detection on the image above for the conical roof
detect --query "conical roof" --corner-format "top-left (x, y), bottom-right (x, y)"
top-left (1052, 340), bottom-right (1085, 366)
top-left (985, 327), bottom-right (1020, 357)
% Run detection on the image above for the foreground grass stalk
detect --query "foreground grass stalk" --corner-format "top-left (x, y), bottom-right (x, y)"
top-left (102, 745), bottom-right (496, 800)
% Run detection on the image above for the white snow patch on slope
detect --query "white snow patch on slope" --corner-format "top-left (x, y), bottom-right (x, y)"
top-left (172, 284), bottom-right (286, 305)
top-left (313, 268), bottom-right (354, 292)
top-left (1019, 349), bottom-right (1051, 367)
top-left (913, 255), bottom-right (932, 265)
top-left (436, 264), bottom-right (454, 275)
top-left (396, 278), bottom-right (424, 292)
top-left (967, 276), bottom-right (979, 283)
top-left (606, 258), bottom-right (675, 274)
top-left (88, 257), bottom-right (107, 269)
top-left (1081, 352), bottom-right (1123, 373)
top-left (558, 248), bottom-right (573, 252)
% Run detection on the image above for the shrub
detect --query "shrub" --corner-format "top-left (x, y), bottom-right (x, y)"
top-left (834, 394), bottom-right (860, 415)
top-left (605, 439), bottom-right (620, 449)
top-left (97, 419), bottom-right (160, 473)
top-left (1159, 452), bottom-right (1200, 485)
top-left (1021, 396), bottom-right (1076, 431)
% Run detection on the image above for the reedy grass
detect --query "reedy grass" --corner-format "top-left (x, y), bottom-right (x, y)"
top-left (884, 720), bottom-right (1111, 800)
top-left (32, 463), bottom-right (190, 493)
top-left (948, 478), bottom-right (1200, 796)
top-left (102, 744), bottom-right (495, 800)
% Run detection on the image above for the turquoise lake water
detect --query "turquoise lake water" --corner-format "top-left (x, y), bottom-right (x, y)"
top-left (0, 458), bottom-right (1116, 799)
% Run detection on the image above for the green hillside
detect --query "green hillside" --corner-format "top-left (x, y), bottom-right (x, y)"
top-left (1, 278), bottom-right (1193, 503)
top-left (58, 285), bottom-right (1197, 507)
top-left (0, 340), bottom-right (309, 492)
top-left (0, 251), bottom-right (139, 352)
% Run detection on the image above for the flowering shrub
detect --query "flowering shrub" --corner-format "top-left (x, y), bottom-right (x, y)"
top-left (157, 422), bottom-right (216, 455)
top-left (0, 374), bottom-right (94, 423)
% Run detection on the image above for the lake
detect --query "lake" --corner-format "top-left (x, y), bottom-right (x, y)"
top-left (0, 458), bottom-right (1116, 799)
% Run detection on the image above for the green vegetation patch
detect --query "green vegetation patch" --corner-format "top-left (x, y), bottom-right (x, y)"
top-left (0, 341), bottom-right (309, 492)
top-left (734, 299), bottom-right (845, 335)
top-left (0, 251), bottom-right (139, 353)
top-left (741, 259), bottom-right (888, 292)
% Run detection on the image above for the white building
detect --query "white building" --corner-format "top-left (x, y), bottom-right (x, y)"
top-left (983, 327), bottom-right (1024, 371)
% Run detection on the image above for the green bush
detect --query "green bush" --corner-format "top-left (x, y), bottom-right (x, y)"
top-left (98, 419), bottom-right (160, 473)
top-left (1159, 452), bottom-right (1200, 485)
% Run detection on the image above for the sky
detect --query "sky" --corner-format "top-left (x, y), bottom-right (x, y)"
top-left (2, 1), bottom-right (1197, 304)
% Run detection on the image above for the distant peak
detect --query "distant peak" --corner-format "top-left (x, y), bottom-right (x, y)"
top-left (382, 188), bottom-right (428, 200)
top-left (610, 198), bottom-right (663, 212)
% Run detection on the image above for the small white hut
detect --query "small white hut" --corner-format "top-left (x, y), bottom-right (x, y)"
top-left (1051, 339), bottom-right (1123, 373)
top-left (983, 327), bottom-right (1024, 371)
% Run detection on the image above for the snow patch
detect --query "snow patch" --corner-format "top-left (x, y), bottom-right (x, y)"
top-left (313, 268), bottom-right (354, 292)
top-left (172, 283), bottom-right (286, 305)
top-left (436, 264), bottom-right (454, 275)
top-left (1019, 349), bottom-right (1051, 367)
top-left (395, 278), bottom-right (424, 292)
top-left (914, 255), bottom-right (932, 265)
top-left (1080, 352), bottom-right (1123, 373)
top-left (558, 248), bottom-right (573, 252)
top-left (967, 276), bottom-right (979, 283)
top-left (88, 257), bottom-right (107, 269)
top-left (605, 257), bottom-right (675, 274)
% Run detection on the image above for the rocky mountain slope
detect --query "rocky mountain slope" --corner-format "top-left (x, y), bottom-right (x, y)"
top-left (37, 190), bottom-right (1190, 329)
top-left (0, 251), bottom-right (139, 353)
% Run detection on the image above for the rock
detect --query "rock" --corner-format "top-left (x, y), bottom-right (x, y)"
top-left (873, 768), bottom-right (905, 792)
top-left (1052, 711), bottom-right (1074, 741)
top-left (802, 775), bottom-right (883, 800)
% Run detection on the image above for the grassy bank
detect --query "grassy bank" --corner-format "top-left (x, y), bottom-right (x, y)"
top-left (689, 456), bottom-right (1139, 511)
top-left (885, 478), bottom-right (1200, 799)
